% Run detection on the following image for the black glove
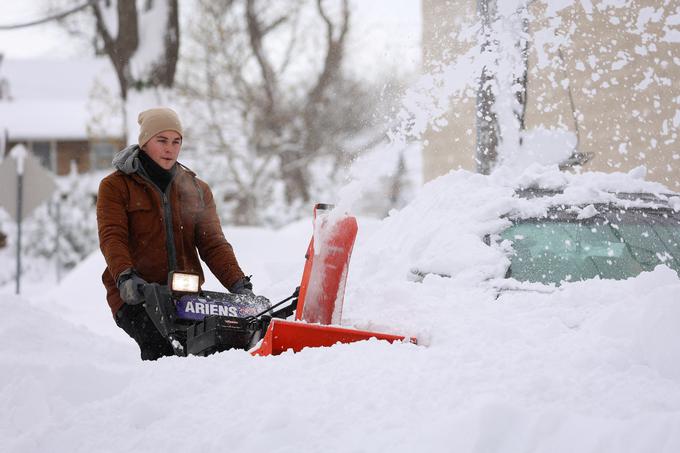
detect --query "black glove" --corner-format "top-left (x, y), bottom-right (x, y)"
top-left (117, 269), bottom-right (148, 305)
top-left (229, 275), bottom-right (254, 296)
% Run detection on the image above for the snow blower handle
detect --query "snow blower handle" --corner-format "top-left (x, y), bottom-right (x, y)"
top-left (245, 287), bottom-right (300, 322)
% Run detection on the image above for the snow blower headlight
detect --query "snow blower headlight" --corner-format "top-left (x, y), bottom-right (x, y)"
top-left (169, 272), bottom-right (200, 294)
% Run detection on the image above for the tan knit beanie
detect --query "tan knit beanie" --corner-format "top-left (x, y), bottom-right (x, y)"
top-left (137, 107), bottom-right (183, 147)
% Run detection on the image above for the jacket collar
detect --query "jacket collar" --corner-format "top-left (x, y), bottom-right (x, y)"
top-left (112, 144), bottom-right (141, 175)
top-left (112, 143), bottom-right (196, 178)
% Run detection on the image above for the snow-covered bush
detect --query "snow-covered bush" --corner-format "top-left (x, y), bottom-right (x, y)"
top-left (22, 168), bottom-right (101, 272)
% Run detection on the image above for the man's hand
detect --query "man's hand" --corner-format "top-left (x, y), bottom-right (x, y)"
top-left (229, 276), bottom-right (254, 296)
top-left (117, 269), bottom-right (148, 305)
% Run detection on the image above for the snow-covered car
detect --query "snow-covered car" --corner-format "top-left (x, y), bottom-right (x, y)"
top-left (376, 166), bottom-right (680, 291)
top-left (496, 188), bottom-right (680, 286)
top-left (346, 166), bottom-right (680, 345)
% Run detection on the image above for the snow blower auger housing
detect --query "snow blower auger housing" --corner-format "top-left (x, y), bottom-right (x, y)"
top-left (141, 203), bottom-right (417, 357)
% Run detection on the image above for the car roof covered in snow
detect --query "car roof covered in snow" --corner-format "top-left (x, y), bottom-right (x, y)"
top-left (508, 165), bottom-right (680, 218)
top-left (513, 188), bottom-right (680, 215)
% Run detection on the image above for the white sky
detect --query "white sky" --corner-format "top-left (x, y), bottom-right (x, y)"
top-left (0, 0), bottom-right (421, 73)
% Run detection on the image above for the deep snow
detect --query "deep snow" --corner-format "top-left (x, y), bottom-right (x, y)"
top-left (2, 166), bottom-right (680, 452)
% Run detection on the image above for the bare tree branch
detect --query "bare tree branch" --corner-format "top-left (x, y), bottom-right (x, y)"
top-left (90, 0), bottom-right (178, 99)
top-left (0, 0), bottom-right (98, 30)
top-left (308, 0), bottom-right (349, 105)
top-left (180, 0), bottom-right (388, 221)
top-left (277, 7), bottom-right (302, 75)
top-left (268, 0), bottom-right (352, 204)
top-left (262, 15), bottom-right (287, 35)
top-left (91, 0), bottom-right (139, 99)
top-left (245, 0), bottom-right (277, 115)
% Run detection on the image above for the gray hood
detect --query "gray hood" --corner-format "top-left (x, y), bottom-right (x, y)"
top-left (112, 144), bottom-right (141, 175)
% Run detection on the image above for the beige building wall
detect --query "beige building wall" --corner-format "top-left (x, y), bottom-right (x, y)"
top-left (422, 0), bottom-right (680, 190)
top-left (422, 0), bottom-right (478, 181)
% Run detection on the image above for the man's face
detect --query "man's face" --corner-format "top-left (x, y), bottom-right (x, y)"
top-left (142, 130), bottom-right (182, 170)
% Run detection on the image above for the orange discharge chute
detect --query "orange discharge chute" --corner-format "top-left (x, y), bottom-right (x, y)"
top-left (295, 203), bottom-right (357, 324)
top-left (251, 204), bottom-right (417, 356)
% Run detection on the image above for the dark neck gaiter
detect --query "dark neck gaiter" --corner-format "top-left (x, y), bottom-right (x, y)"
top-left (138, 150), bottom-right (174, 193)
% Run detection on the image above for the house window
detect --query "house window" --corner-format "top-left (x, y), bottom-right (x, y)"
top-left (91, 142), bottom-right (116, 170)
top-left (31, 141), bottom-right (53, 170)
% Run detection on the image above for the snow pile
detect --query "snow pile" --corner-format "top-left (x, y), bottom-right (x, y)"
top-left (0, 295), bottom-right (136, 451)
top-left (2, 168), bottom-right (680, 452)
top-left (351, 170), bottom-right (513, 286)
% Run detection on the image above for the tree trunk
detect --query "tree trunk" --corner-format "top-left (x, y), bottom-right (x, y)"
top-left (476, 0), bottom-right (499, 175)
top-left (515, 5), bottom-right (529, 143)
top-left (91, 0), bottom-right (180, 100)
top-left (149, 0), bottom-right (180, 88)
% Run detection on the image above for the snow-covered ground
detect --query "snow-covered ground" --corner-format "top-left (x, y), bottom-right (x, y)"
top-left (2, 166), bottom-right (680, 452)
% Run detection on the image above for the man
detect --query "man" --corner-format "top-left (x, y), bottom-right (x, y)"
top-left (97, 107), bottom-right (253, 360)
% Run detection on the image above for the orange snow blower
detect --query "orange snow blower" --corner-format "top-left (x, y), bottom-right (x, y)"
top-left (251, 203), bottom-right (417, 356)
top-left (142, 204), bottom-right (417, 357)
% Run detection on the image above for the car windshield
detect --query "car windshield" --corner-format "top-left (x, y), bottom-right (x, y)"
top-left (501, 208), bottom-right (680, 284)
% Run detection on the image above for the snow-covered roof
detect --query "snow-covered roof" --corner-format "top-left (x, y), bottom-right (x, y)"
top-left (0, 58), bottom-right (119, 140)
top-left (0, 100), bottom-right (91, 141)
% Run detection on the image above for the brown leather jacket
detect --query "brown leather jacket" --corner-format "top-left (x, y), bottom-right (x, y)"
top-left (97, 145), bottom-right (245, 316)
